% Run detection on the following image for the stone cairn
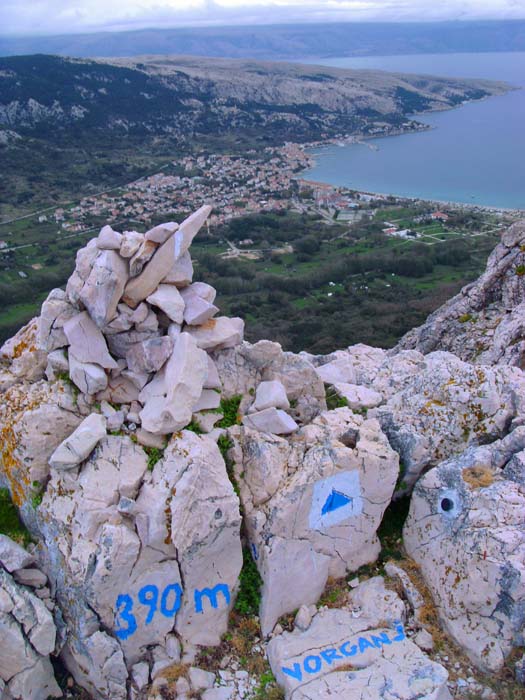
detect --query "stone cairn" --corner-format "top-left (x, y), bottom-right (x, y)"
top-left (0, 209), bottom-right (524, 700)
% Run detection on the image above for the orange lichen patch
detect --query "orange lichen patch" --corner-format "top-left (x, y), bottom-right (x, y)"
top-left (462, 466), bottom-right (495, 489)
top-left (199, 318), bottom-right (217, 331)
top-left (11, 320), bottom-right (38, 359)
top-left (0, 383), bottom-right (48, 506)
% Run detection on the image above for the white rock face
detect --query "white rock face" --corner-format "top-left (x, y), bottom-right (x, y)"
top-left (126, 336), bottom-right (173, 374)
top-left (48, 412), bottom-right (107, 470)
top-left (140, 332), bottom-right (208, 434)
top-left (145, 221), bottom-right (179, 244)
top-left (0, 563), bottom-right (60, 700)
top-left (0, 536), bottom-right (34, 573)
top-left (120, 230), bottom-right (144, 258)
top-left (230, 407), bottom-right (399, 634)
top-left (97, 225), bottom-right (122, 250)
top-left (404, 429), bottom-right (525, 672)
top-left (370, 351), bottom-right (525, 491)
top-left (36, 289), bottom-right (78, 353)
top-left (267, 587), bottom-right (450, 700)
top-left (187, 316), bottom-right (244, 350)
top-left (69, 351), bottom-right (108, 395)
top-left (162, 250), bottom-right (193, 287)
top-left (333, 383), bottom-right (383, 410)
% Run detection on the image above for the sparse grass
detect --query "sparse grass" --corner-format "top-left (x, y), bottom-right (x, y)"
top-left (0, 487), bottom-right (31, 545)
top-left (216, 395), bottom-right (242, 428)
top-left (184, 419), bottom-right (205, 435)
top-left (458, 313), bottom-right (473, 323)
top-left (325, 386), bottom-right (349, 410)
top-left (515, 265), bottom-right (525, 276)
top-left (142, 446), bottom-right (164, 471)
top-left (318, 577), bottom-right (349, 609)
top-left (235, 547), bottom-right (263, 617)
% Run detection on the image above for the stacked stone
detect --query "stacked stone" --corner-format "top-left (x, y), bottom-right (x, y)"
top-left (0, 535), bottom-right (60, 700)
top-left (39, 204), bottom-right (244, 446)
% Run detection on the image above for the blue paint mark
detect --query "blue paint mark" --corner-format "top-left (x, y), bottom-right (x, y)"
top-left (280, 624), bottom-right (407, 683)
top-left (114, 594), bottom-right (137, 641)
top-left (194, 583), bottom-right (231, 614)
top-left (251, 543), bottom-right (258, 561)
top-left (321, 489), bottom-right (352, 516)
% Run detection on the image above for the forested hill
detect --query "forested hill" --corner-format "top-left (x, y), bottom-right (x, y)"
top-left (0, 20), bottom-right (524, 60)
top-left (0, 54), bottom-right (508, 211)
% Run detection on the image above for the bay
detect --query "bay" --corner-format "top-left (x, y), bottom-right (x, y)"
top-left (300, 52), bottom-right (525, 210)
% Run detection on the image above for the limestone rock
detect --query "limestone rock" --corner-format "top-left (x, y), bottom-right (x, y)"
top-left (0, 535), bottom-right (34, 573)
top-left (315, 358), bottom-right (356, 385)
top-left (147, 285), bottom-right (185, 324)
top-left (0, 318), bottom-right (47, 382)
top-left (332, 383), bottom-right (383, 410)
top-left (145, 221), bottom-right (179, 244)
top-left (77, 249), bottom-right (129, 329)
top-left (187, 317), bottom-right (244, 351)
top-left (64, 311), bottom-right (117, 369)
top-left (48, 412), bottom-right (107, 470)
top-left (129, 239), bottom-right (158, 277)
top-left (120, 230), bottom-right (144, 258)
top-left (123, 206), bottom-right (211, 308)
top-left (180, 289), bottom-right (219, 326)
top-left (267, 606), bottom-right (450, 700)
top-left (69, 352), bottom-right (108, 395)
top-left (395, 220), bottom-right (525, 366)
top-left (242, 407), bottom-right (298, 435)
top-left (45, 348), bottom-right (69, 381)
top-left (404, 430), bottom-right (525, 672)
top-left (97, 225), bottom-right (122, 250)
top-left (126, 336), bottom-right (173, 374)
top-left (370, 351), bottom-right (525, 491)
top-left (231, 408), bottom-right (399, 634)
top-left (106, 329), bottom-right (161, 359)
top-left (36, 289), bottom-right (77, 353)
top-left (252, 380), bottom-right (290, 412)
top-left (161, 250), bottom-right (193, 287)
top-left (140, 333), bottom-right (208, 434)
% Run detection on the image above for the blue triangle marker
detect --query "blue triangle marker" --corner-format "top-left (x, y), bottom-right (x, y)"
top-left (321, 489), bottom-right (352, 516)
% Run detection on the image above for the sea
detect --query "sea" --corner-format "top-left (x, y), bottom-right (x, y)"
top-left (299, 52), bottom-right (525, 210)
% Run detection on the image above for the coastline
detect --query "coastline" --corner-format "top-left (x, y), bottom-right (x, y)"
top-left (291, 90), bottom-right (524, 215)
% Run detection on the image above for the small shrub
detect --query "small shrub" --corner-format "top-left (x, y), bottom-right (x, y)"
top-left (0, 488), bottom-right (31, 545)
top-left (516, 265), bottom-right (525, 276)
top-left (458, 313), bottom-right (473, 323)
top-left (235, 547), bottom-right (263, 616)
top-left (184, 419), bottom-right (204, 435)
top-left (325, 386), bottom-right (349, 410)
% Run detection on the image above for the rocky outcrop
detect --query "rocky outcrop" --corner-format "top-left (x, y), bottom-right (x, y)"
top-left (396, 220), bottom-right (525, 367)
top-left (404, 429), bottom-right (525, 672)
top-left (229, 407), bottom-right (399, 634)
top-left (0, 536), bottom-right (60, 700)
top-left (267, 577), bottom-right (451, 700)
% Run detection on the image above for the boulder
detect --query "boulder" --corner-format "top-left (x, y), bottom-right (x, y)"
top-left (145, 221), bottom-right (179, 244)
top-left (129, 239), bottom-right (158, 277)
top-left (404, 429), bottom-right (525, 672)
top-left (64, 311), bottom-right (117, 369)
top-left (36, 289), bottom-right (77, 352)
top-left (0, 535), bottom-right (35, 573)
top-left (315, 358), bottom-right (356, 385)
top-left (370, 351), bottom-right (525, 491)
top-left (267, 604), bottom-right (450, 700)
top-left (146, 285), bottom-right (185, 324)
top-left (180, 292), bottom-right (219, 326)
top-left (48, 412), bottom-right (107, 470)
top-left (106, 329), bottom-right (161, 359)
top-left (230, 408), bottom-right (399, 634)
top-left (0, 318), bottom-right (47, 382)
top-left (332, 383), bottom-right (383, 410)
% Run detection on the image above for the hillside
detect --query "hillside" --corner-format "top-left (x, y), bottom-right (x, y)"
top-left (0, 53), bottom-right (509, 214)
top-left (1, 20), bottom-right (525, 60)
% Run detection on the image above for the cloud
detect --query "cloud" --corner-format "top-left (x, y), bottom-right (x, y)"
top-left (1, 0), bottom-right (524, 36)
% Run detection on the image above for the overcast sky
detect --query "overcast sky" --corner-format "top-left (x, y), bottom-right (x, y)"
top-left (1, 0), bottom-right (524, 36)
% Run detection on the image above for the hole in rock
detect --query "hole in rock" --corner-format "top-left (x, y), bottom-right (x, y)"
top-left (440, 497), bottom-right (454, 512)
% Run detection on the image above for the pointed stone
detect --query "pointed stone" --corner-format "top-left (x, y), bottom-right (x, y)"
top-left (64, 311), bottom-right (117, 369)
top-left (242, 407), bottom-right (298, 435)
top-left (120, 230), bottom-right (144, 258)
top-left (252, 380), bottom-right (289, 412)
top-left (123, 206), bottom-right (211, 308)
